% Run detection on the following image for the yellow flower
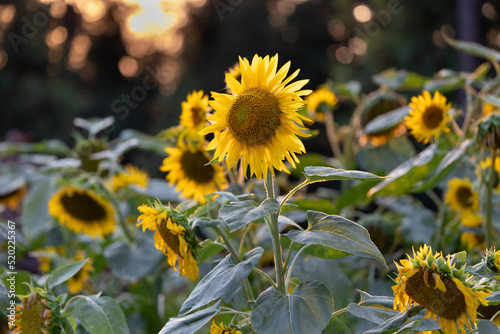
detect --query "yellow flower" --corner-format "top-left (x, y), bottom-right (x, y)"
top-left (306, 87), bottom-right (338, 122)
top-left (482, 102), bottom-right (496, 116)
top-left (137, 203), bottom-right (199, 280)
top-left (405, 91), bottom-right (451, 144)
top-left (0, 185), bottom-right (26, 211)
top-left (34, 246), bottom-right (58, 273)
top-left (460, 232), bottom-right (483, 251)
top-left (48, 186), bottom-right (115, 238)
top-left (461, 211), bottom-right (482, 228)
top-left (180, 90), bottom-right (209, 133)
top-left (209, 321), bottom-right (242, 334)
top-left (393, 245), bottom-right (490, 334)
top-left (10, 293), bottom-right (57, 334)
top-left (495, 250), bottom-right (500, 272)
top-left (445, 178), bottom-right (479, 214)
top-left (160, 141), bottom-right (228, 203)
top-left (200, 54), bottom-right (312, 180)
top-left (68, 250), bottom-right (94, 294)
top-left (478, 156), bottom-right (500, 192)
top-left (107, 164), bottom-right (149, 192)
top-left (225, 63), bottom-right (242, 94)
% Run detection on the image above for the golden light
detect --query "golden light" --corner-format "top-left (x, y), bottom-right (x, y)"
top-left (118, 55), bottom-right (139, 77)
top-left (0, 4), bottom-right (16, 26)
top-left (46, 26), bottom-right (68, 47)
top-left (348, 37), bottom-right (367, 56)
top-left (50, 2), bottom-right (67, 19)
top-left (68, 34), bottom-right (91, 71)
top-left (353, 4), bottom-right (372, 23)
top-left (482, 2), bottom-right (497, 20)
top-left (0, 50), bottom-right (7, 70)
top-left (328, 19), bottom-right (346, 41)
top-left (336, 46), bottom-right (353, 64)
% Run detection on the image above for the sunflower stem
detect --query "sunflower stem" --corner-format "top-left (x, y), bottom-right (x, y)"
top-left (324, 109), bottom-right (343, 164)
top-left (330, 307), bottom-right (348, 318)
top-left (112, 197), bottom-right (135, 244)
top-left (253, 267), bottom-right (278, 290)
top-left (484, 149), bottom-right (496, 249)
top-left (265, 170), bottom-right (286, 294)
top-left (285, 244), bottom-right (309, 293)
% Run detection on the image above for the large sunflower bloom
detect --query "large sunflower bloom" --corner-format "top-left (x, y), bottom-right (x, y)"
top-left (306, 87), bottom-right (338, 122)
top-left (106, 164), bottom-right (149, 192)
top-left (48, 186), bottom-right (115, 238)
top-left (160, 141), bottom-right (228, 203)
top-left (200, 54), bottom-right (312, 180)
top-left (137, 202), bottom-right (199, 280)
top-left (180, 90), bottom-right (209, 133)
top-left (67, 250), bottom-right (94, 294)
top-left (405, 91), bottom-right (451, 144)
top-left (209, 321), bottom-right (242, 334)
top-left (393, 245), bottom-right (490, 334)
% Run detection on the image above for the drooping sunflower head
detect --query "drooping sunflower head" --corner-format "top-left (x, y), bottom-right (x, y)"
top-left (160, 140), bottom-right (227, 203)
top-left (476, 111), bottom-right (500, 152)
top-left (357, 92), bottom-right (407, 147)
top-left (484, 248), bottom-right (500, 273)
top-left (137, 201), bottom-right (199, 280)
top-left (180, 90), bottom-right (209, 133)
top-left (67, 250), bottom-right (94, 294)
top-left (306, 87), bottom-right (338, 122)
top-left (106, 164), bottom-right (149, 192)
top-left (405, 91), bottom-right (451, 144)
top-left (48, 185), bottom-right (115, 238)
top-left (225, 63), bottom-right (242, 94)
top-left (11, 293), bottom-right (61, 334)
top-left (444, 178), bottom-right (479, 214)
top-left (477, 156), bottom-right (500, 192)
top-left (209, 321), bottom-right (242, 334)
top-left (0, 176), bottom-right (26, 211)
top-left (393, 245), bottom-right (490, 334)
top-left (73, 138), bottom-right (107, 173)
top-left (200, 54), bottom-right (312, 180)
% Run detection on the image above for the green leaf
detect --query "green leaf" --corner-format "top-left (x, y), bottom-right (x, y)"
top-left (321, 319), bottom-right (351, 334)
top-left (367, 143), bottom-right (442, 198)
top-left (281, 236), bottom-right (351, 259)
top-left (197, 240), bottom-right (226, 263)
top-left (220, 199), bottom-right (280, 232)
top-left (304, 166), bottom-right (384, 183)
top-left (356, 137), bottom-right (416, 174)
top-left (336, 180), bottom-right (377, 210)
top-left (287, 211), bottom-right (387, 267)
top-left (483, 94), bottom-right (500, 108)
top-left (104, 231), bottom-right (163, 283)
top-left (486, 291), bottom-right (500, 304)
top-left (191, 218), bottom-right (221, 229)
top-left (0, 280), bottom-right (9, 315)
top-left (76, 296), bottom-right (130, 334)
top-left (0, 139), bottom-right (69, 155)
top-left (358, 291), bottom-right (395, 309)
top-left (423, 76), bottom-right (465, 93)
top-left (40, 158), bottom-right (81, 172)
top-left (362, 106), bottom-right (409, 136)
top-left (477, 320), bottom-right (500, 334)
top-left (372, 68), bottom-right (429, 91)
top-left (21, 175), bottom-right (56, 239)
top-left (413, 139), bottom-right (473, 192)
top-left (444, 35), bottom-right (500, 65)
top-left (73, 117), bottom-right (115, 137)
top-left (326, 80), bottom-right (361, 100)
top-left (347, 303), bottom-right (399, 325)
top-left (251, 281), bottom-right (334, 334)
top-left (61, 317), bottom-right (77, 334)
top-left (143, 178), bottom-right (179, 202)
top-left (178, 248), bottom-right (263, 315)
top-left (47, 259), bottom-right (88, 289)
top-left (159, 301), bottom-right (221, 334)
top-left (119, 128), bottom-right (167, 155)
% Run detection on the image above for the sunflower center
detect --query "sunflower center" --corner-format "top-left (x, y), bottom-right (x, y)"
top-left (19, 294), bottom-right (51, 332)
top-left (180, 150), bottom-right (214, 184)
top-left (226, 87), bottom-right (280, 145)
top-left (157, 218), bottom-right (182, 256)
top-left (191, 107), bottom-right (203, 127)
top-left (60, 192), bottom-right (107, 221)
top-left (456, 186), bottom-right (473, 209)
top-left (405, 269), bottom-right (466, 320)
top-left (422, 106), bottom-right (444, 129)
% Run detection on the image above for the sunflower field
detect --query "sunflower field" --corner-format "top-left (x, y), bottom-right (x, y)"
top-left (1, 1), bottom-right (500, 334)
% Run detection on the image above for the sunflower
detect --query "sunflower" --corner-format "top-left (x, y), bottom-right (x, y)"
top-left (200, 54), bottom-right (312, 180)
top-left (0, 183), bottom-right (26, 211)
top-left (137, 202), bottom-right (199, 280)
top-left (393, 245), bottom-right (490, 334)
top-left (209, 321), bottom-right (242, 334)
top-left (10, 293), bottom-right (60, 334)
top-left (496, 250), bottom-right (500, 272)
top-left (67, 250), bottom-right (94, 294)
top-left (48, 186), bottom-right (115, 238)
top-left (460, 232), bottom-right (483, 251)
top-left (444, 178), bottom-right (479, 214)
top-left (34, 246), bottom-right (59, 273)
top-left (357, 92), bottom-right (407, 147)
top-left (478, 156), bottom-right (500, 192)
top-left (180, 90), bottom-right (209, 133)
top-left (225, 63), bottom-right (242, 94)
top-left (106, 164), bottom-right (149, 192)
top-left (160, 141), bottom-right (228, 203)
top-left (476, 112), bottom-right (500, 152)
top-left (482, 102), bottom-right (497, 116)
top-left (405, 91), bottom-right (451, 144)
top-left (306, 87), bottom-right (338, 122)
top-left (461, 211), bottom-right (482, 228)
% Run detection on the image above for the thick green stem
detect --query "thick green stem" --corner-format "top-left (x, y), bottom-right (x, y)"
top-left (265, 170), bottom-right (286, 294)
top-left (285, 245), bottom-right (308, 292)
top-left (484, 150), bottom-right (496, 248)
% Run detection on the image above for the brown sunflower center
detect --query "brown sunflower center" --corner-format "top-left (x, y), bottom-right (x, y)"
top-left (60, 191), bottom-right (107, 221)
top-left (157, 217), bottom-right (181, 256)
top-left (456, 186), bottom-right (473, 209)
top-left (226, 87), bottom-right (280, 145)
top-left (422, 106), bottom-right (444, 129)
top-left (179, 150), bottom-right (215, 184)
top-left (405, 269), bottom-right (466, 320)
top-left (190, 107), bottom-right (204, 127)
top-left (18, 294), bottom-right (52, 332)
